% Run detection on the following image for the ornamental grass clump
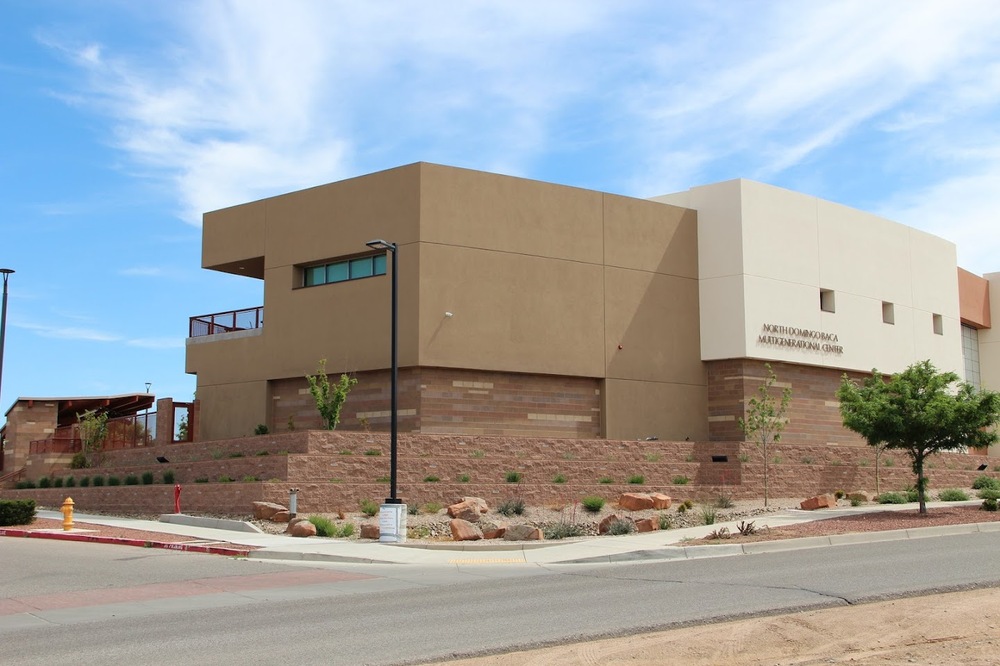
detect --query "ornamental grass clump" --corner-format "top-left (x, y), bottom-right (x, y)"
top-left (581, 496), bottom-right (605, 513)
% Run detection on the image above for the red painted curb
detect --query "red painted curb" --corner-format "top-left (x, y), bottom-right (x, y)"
top-left (0, 528), bottom-right (250, 557)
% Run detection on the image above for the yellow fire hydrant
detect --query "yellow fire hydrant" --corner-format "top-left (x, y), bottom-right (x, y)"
top-left (61, 497), bottom-right (74, 531)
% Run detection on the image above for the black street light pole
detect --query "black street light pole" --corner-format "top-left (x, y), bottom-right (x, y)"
top-left (0, 269), bottom-right (14, 412)
top-left (365, 240), bottom-right (400, 504)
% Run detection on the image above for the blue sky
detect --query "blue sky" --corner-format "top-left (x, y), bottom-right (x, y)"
top-left (1, 1), bottom-right (999, 412)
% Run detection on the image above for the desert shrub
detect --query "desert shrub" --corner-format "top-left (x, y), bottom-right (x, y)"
top-left (581, 496), bottom-right (605, 513)
top-left (497, 498), bottom-right (526, 516)
top-left (715, 493), bottom-right (735, 509)
top-left (423, 475), bottom-right (440, 483)
top-left (598, 476), bottom-right (614, 484)
top-left (905, 486), bottom-right (925, 503)
top-left (255, 450), bottom-right (270, 456)
top-left (141, 471), bottom-right (154, 485)
top-left (108, 476), bottom-right (122, 486)
top-left (701, 506), bottom-right (717, 525)
top-left (983, 498), bottom-right (999, 512)
top-left (607, 519), bottom-right (635, 535)
top-left (92, 475), bottom-right (105, 486)
top-left (15, 480), bottom-right (35, 489)
top-left (0, 499), bottom-right (36, 526)
top-left (407, 504), bottom-right (419, 516)
top-left (658, 513), bottom-right (673, 530)
top-left (65, 476), bottom-right (76, 488)
top-left (457, 473), bottom-right (471, 483)
top-left (364, 449), bottom-right (382, 456)
top-left (338, 522), bottom-right (355, 538)
top-left (79, 477), bottom-right (90, 487)
top-left (228, 452), bottom-right (244, 458)
top-left (53, 477), bottom-right (64, 488)
top-left (217, 475), bottom-right (233, 483)
top-left (938, 488), bottom-right (969, 502)
top-left (850, 497), bottom-right (863, 507)
top-left (736, 520), bottom-right (757, 536)
top-left (504, 471), bottom-right (522, 483)
top-left (242, 475), bottom-right (259, 482)
top-left (360, 499), bottom-right (379, 517)
top-left (877, 492), bottom-right (907, 504)
top-left (977, 488), bottom-right (1000, 500)
top-left (834, 490), bottom-right (846, 500)
top-left (644, 453), bottom-right (662, 462)
top-left (544, 523), bottom-right (585, 540)
top-left (672, 476), bottom-right (690, 485)
top-left (423, 501), bottom-right (443, 514)
top-left (973, 475), bottom-right (1000, 491)
top-left (38, 477), bottom-right (52, 489)
top-left (470, 449), bottom-right (485, 459)
top-left (194, 477), bottom-right (209, 484)
top-left (308, 515), bottom-right (337, 537)
top-left (254, 424), bottom-right (269, 435)
top-left (162, 470), bottom-right (175, 484)
top-left (125, 475), bottom-right (139, 486)
top-left (627, 475), bottom-right (645, 485)
top-left (70, 452), bottom-right (88, 469)
top-left (552, 474), bottom-right (567, 484)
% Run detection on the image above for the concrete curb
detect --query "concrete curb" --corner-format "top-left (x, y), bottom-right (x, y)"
top-left (0, 527), bottom-right (252, 558)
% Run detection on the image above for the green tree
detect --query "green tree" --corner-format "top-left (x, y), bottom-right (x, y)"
top-left (838, 360), bottom-right (1000, 514)
top-left (305, 359), bottom-right (358, 430)
top-left (738, 364), bottom-right (792, 508)
top-left (77, 409), bottom-right (109, 467)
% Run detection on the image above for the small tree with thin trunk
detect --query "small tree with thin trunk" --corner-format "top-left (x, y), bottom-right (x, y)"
top-left (305, 359), bottom-right (358, 430)
top-left (77, 409), bottom-right (109, 468)
top-left (738, 364), bottom-right (792, 508)
top-left (838, 360), bottom-right (1000, 514)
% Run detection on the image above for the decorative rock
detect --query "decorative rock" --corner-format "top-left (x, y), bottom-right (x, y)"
top-left (503, 524), bottom-right (543, 541)
top-left (650, 493), bottom-right (673, 510)
top-left (800, 494), bottom-right (837, 511)
top-left (446, 500), bottom-right (481, 523)
top-left (619, 493), bottom-right (654, 511)
top-left (598, 514), bottom-right (622, 535)
top-left (285, 517), bottom-right (310, 533)
top-left (461, 497), bottom-right (490, 514)
top-left (271, 510), bottom-right (290, 523)
top-left (450, 519), bottom-right (482, 541)
top-left (290, 520), bottom-right (317, 537)
top-left (252, 501), bottom-right (287, 520)
top-left (482, 527), bottom-right (507, 539)
top-left (635, 518), bottom-right (659, 533)
top-left (360, 524), bottom-right (380, 540)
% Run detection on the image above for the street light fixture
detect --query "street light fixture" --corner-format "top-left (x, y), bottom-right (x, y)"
top-left (0, 269), bottom-right (14, 414)
top-left (365, 240), bottom-right (405, 542)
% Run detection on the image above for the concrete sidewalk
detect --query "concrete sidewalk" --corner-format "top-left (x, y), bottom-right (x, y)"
top-left (28, 500), bottom-right (995, 566)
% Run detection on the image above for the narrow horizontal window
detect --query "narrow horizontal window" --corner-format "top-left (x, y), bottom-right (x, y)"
top-left (299, 254), bottom-right (385, 288)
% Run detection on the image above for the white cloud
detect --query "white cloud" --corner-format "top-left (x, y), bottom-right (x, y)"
top-left (119, 266), bottom-right (163, 277)
top-left (15, 320), bottom-right (122, 343)
top-left (126, 337), bottom-right (184, 350)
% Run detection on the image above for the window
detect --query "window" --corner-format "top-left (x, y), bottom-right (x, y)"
top-left (300, 255), bottom-right (386, 288)
top-left (820, 289), bottom-right (836, 313)
top-left (882, 301), bottom-right (894, 325)
top-left (962, 324), bottom-right (981, 389)
top-left (932, 313), bottom-right (943, 335)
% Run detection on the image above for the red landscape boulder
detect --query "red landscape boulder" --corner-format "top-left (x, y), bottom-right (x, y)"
top-left (290, 520), bottom-right (317, 537)
top-left (360, 524), bottom-right (380, 539)
top-left (635, 518), bottom-right (659, 533)
top-left (650, 493), bottom-right (673, 510)
top-left (619, 493), bottom-right (655, 511)
top-left (450, 519), bottom-right (483, 541)
top-left (252, 501), bottom-right (287, 520)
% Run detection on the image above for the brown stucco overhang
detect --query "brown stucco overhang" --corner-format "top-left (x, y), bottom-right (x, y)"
top-left (958, 267), bottom-right (991, 329)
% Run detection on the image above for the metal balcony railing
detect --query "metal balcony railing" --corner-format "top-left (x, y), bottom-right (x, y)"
top-left (189, 306), bottom-right (263, 338)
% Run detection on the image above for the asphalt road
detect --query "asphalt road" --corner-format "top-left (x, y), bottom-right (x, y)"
top-left (4, 532), bottom-right (1000, 665)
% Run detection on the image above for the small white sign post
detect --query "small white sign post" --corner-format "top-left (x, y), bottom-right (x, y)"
top-left (379, 503), bottom-right (407, 543)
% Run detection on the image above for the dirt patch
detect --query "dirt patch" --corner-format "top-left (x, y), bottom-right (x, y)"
top-left (437, 587), bottom-right (1000, 666)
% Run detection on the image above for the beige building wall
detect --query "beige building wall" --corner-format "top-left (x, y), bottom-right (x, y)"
top-left (655, 179), bottom-right (964, 377)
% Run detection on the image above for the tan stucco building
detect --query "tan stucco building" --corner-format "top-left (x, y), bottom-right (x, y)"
top-left (187, 163), bottom-right (998, 449)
